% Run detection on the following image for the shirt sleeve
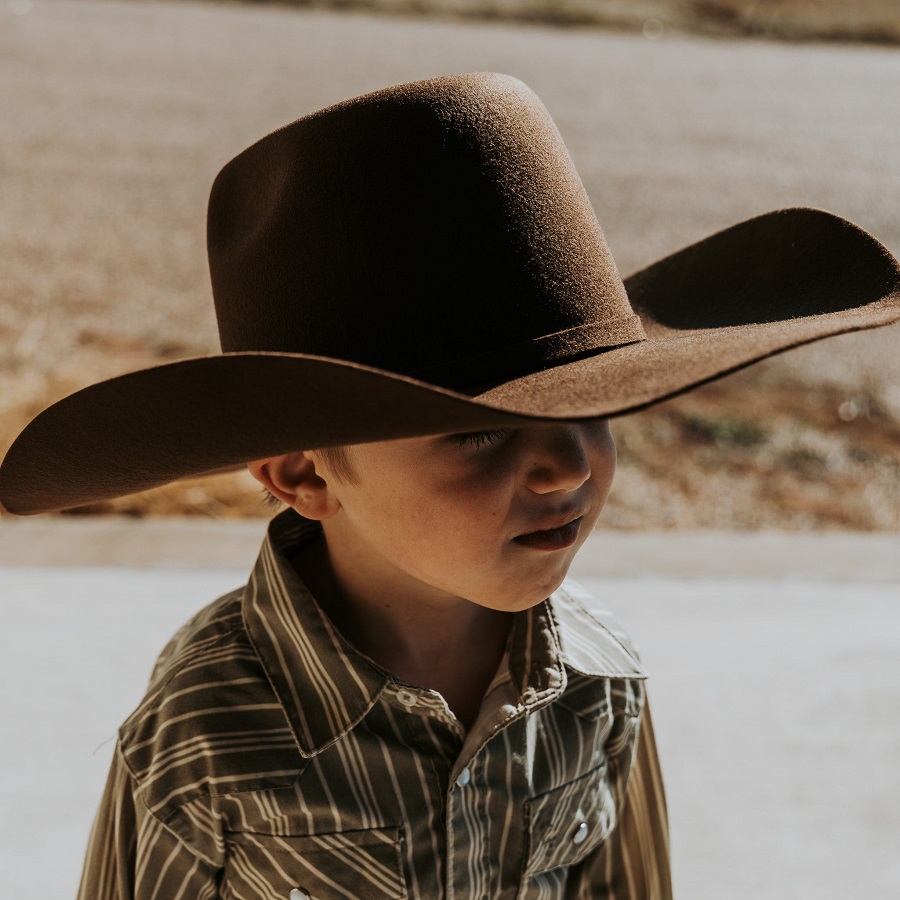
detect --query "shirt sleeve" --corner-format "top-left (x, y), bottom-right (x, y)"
top-left (77, 743), bottom-right (220, 900)
top-left (584, 694), bottom-right (674, 899)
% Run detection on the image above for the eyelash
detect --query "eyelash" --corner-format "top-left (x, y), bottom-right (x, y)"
top-left (449, 429), bottom-right (513, 448)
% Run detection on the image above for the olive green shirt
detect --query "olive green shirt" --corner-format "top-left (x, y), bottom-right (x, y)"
top-left (78, 509), bottom-right (672, 899)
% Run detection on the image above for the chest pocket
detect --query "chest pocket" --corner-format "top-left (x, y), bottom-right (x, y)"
top-left (223, 826), bottom-right (408, 900)
top-left (521, 761), bottom-right (616, 890)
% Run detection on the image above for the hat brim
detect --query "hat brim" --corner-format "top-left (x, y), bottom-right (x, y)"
top-left (2, 207), bottom-right (899, 515)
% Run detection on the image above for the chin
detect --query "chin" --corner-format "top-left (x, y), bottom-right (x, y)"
top-left (513, 572), bottom-right (571, 611)
top-left (539, 557), bottom-right (575, 592)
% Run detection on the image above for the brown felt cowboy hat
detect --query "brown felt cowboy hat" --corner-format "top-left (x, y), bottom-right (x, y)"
top-left (2, 72), bottom-right (899, 515)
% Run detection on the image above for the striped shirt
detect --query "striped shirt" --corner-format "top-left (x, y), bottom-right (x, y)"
top-left (78, 510), bottom-right (672, 899)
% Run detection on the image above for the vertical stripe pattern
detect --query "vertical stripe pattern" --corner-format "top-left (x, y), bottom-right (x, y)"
top-left (78, 510), bottom-right (672, 899)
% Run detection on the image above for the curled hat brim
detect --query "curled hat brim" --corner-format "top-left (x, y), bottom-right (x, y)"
top-left (2, 207), bottom-right (899, 515)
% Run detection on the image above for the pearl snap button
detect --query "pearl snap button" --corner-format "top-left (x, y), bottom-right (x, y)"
top-left (456, 766), bottom-right (471, 787)
top-left (573, 821), bottom-right (589, 845)
top-left (289, 890), bottom-right (310, 900)
top-left (396, 689), bottom-right (417, 707)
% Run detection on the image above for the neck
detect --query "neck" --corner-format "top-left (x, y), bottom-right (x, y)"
top-left (290, 530), bottom-right (512, 728)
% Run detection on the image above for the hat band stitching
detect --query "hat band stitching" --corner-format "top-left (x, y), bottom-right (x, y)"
top-left (409, 313), bottom-right (647, 390)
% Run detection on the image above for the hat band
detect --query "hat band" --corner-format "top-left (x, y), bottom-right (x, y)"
top-left (409, 313), bottom-right (647, 392)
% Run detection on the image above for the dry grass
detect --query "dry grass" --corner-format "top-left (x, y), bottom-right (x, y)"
top-left (252, 0), bottom-right (900, 43)
top-left (609, 371), bottom-right (900, 529)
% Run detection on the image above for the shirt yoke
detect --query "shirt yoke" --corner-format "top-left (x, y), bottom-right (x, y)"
top-left (118, 587), bottom-right (305, 865)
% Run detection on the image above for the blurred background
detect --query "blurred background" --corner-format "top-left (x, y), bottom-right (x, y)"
top-left (2, 5), bottom-right (899, 898)
top-left (1, 0), bottom-right (898, 527)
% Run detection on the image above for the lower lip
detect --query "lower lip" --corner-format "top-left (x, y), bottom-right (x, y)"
top-left (513, 518), bottom-right (582, 551)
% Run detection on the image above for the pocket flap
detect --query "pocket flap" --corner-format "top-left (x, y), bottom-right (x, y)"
top-left (224, 826), bottom-right (407, 900)
top-left (524, 763), bottom-right (616, 877)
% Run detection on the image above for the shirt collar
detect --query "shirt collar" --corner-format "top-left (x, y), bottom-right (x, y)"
top-left (242, 510), bottom-right (390, 758)
top-left (243, 510), bottom-right (646, 757)
top-left (550, 580), bottom-right (649, 680)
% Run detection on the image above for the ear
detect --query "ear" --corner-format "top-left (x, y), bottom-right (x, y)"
top-left (247, 452), bottom-right (341, 520)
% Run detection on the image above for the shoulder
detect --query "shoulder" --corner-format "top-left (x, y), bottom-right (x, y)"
top-left (118, 586), bottom-right (302, 858)
top-left (146, 586), bottom-right (247, 682)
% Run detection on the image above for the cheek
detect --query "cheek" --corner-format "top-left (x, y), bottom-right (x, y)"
top-left (410, 484), bottom-right (508, 547)
top-left (383, 481), bottom-right (510, 571)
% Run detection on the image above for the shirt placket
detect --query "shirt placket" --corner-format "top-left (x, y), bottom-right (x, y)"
top-left (388, 681), bottom-right (511, 900)
top-left (383, 684), bottom-right (464, 896)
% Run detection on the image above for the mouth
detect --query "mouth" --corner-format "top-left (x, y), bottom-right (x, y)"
top-left (512, 513), bottom-right (583, 551)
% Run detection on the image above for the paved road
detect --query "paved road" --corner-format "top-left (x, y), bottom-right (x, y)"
top-left (2, 0), bottom-right (899, 404)
top-left (3, 516), bottom-right (900, 579)
top-left (2, 549), bottom-right (899, 898)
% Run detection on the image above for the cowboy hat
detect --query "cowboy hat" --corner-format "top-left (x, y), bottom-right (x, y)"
top-left (1, 72), bottom-right (898, 515)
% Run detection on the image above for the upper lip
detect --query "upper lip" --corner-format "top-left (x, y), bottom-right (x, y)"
top-left (515, 508), bottom-right (584, 538)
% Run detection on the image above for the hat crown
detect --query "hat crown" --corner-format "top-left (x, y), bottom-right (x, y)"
top-left (207, 73), bottom-right (643, 391)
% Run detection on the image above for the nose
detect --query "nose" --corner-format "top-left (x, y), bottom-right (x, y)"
top-left (523, 425), bottom-right (595, 495)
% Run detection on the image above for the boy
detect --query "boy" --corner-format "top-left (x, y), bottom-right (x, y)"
top-left (1, 73), bottom-right (897, 898)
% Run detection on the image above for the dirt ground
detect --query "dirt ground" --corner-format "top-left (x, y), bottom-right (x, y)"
top-left (270, 0), bottom-right (900, 44)
top-left (1, 0), bottom-right (898, 528)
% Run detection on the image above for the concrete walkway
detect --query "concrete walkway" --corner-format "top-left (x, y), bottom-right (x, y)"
top-left (1, 523), bottom-right (898, 898)
top-left (2, 516), bottom-right (899, 579)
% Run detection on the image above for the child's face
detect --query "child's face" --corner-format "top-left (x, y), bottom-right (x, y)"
top-left (312, 422), bottom-right (616, 612)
